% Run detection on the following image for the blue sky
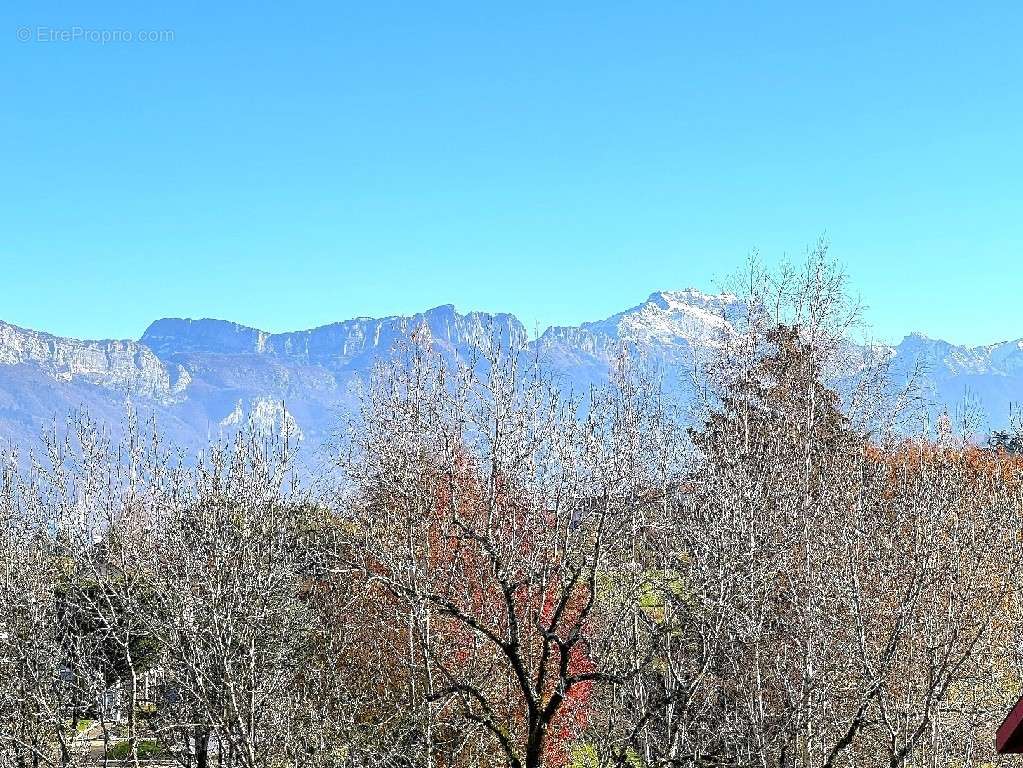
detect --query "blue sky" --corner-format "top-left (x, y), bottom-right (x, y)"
top-left (3, 1), bottom-right (1021, 345)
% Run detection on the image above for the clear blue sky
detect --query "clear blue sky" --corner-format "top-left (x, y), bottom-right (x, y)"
top-left (3, 1), bottom-right (1021, 345)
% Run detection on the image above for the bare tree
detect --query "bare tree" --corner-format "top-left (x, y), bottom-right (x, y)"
top-left (661, 249), bottom-right (1023, 768)
top-left (3, 245), bottom-right (1023, 768)
top-left (146, 427), bottom-right (322, 768)
top-left (336, 335), bottom-right (688, 768)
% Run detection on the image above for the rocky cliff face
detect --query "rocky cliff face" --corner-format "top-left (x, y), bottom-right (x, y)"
top-left (538, 290), bottom-right (737, 356)
top-left (142, 305), bottom-right (528, 369)
top-left (0, 320), bottom-right (189, 401)
top-left (141, 318), bottom-right (270, 357)
top-left (2, 292), bottom-right (1021, 459)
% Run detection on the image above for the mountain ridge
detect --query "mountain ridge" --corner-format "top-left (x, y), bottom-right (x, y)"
top-left (2, 291), bottom-right (1022, 456)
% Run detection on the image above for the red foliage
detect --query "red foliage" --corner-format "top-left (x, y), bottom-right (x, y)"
top-left (405, 452), bottom-right (599, 767)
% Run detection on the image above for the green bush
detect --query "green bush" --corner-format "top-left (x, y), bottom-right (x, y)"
top-left (105, 740), bottom-right (168, 760)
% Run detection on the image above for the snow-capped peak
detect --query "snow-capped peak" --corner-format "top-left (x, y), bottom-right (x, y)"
top-left (610, 289), bottom-right (738, 345)
top-left (645, 289), bottom-right (737, 313)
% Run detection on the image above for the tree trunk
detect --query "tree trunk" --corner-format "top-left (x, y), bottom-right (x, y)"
top-left (525, 725), bottom-right (545, 768)
top-left (195, 728), bottom-right (210, 768)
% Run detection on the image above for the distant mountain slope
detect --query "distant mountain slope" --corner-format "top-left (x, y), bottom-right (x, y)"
top-left (885, 332), bottom-right (1023, 427)
top-left (1, 292), bottom-right (1020, 458)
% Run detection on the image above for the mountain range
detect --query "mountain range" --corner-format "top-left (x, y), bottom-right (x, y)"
top-left (2, 290), bottom-right (1021, 459)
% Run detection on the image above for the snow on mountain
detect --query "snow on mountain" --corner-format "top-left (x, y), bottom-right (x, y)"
top-left (220, 398), bottom-right (304, 441)
top-left (538, 289), bottom-right (736, 353)
top-left (613, 290), bottom-right (739, 345)
top-left (878, 332), bottom-right (1023, 429)
top-left (534, 290), bottom-right (738, 396)
top-left (1, 291), bottom-right (1022, 457)
top-left (884, 332), bottom-right (1023, 380)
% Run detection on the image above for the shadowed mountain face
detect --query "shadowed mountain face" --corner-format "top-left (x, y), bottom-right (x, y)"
top-left (1, 291), bottom-right (1020, 459)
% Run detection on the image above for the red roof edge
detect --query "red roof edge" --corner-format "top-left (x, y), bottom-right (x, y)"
top-left (997, 695), bottom-right (1023, 753)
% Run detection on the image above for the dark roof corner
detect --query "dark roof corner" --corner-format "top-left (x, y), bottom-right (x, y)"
top-left (996, 695), bottom-right (1023, 753)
